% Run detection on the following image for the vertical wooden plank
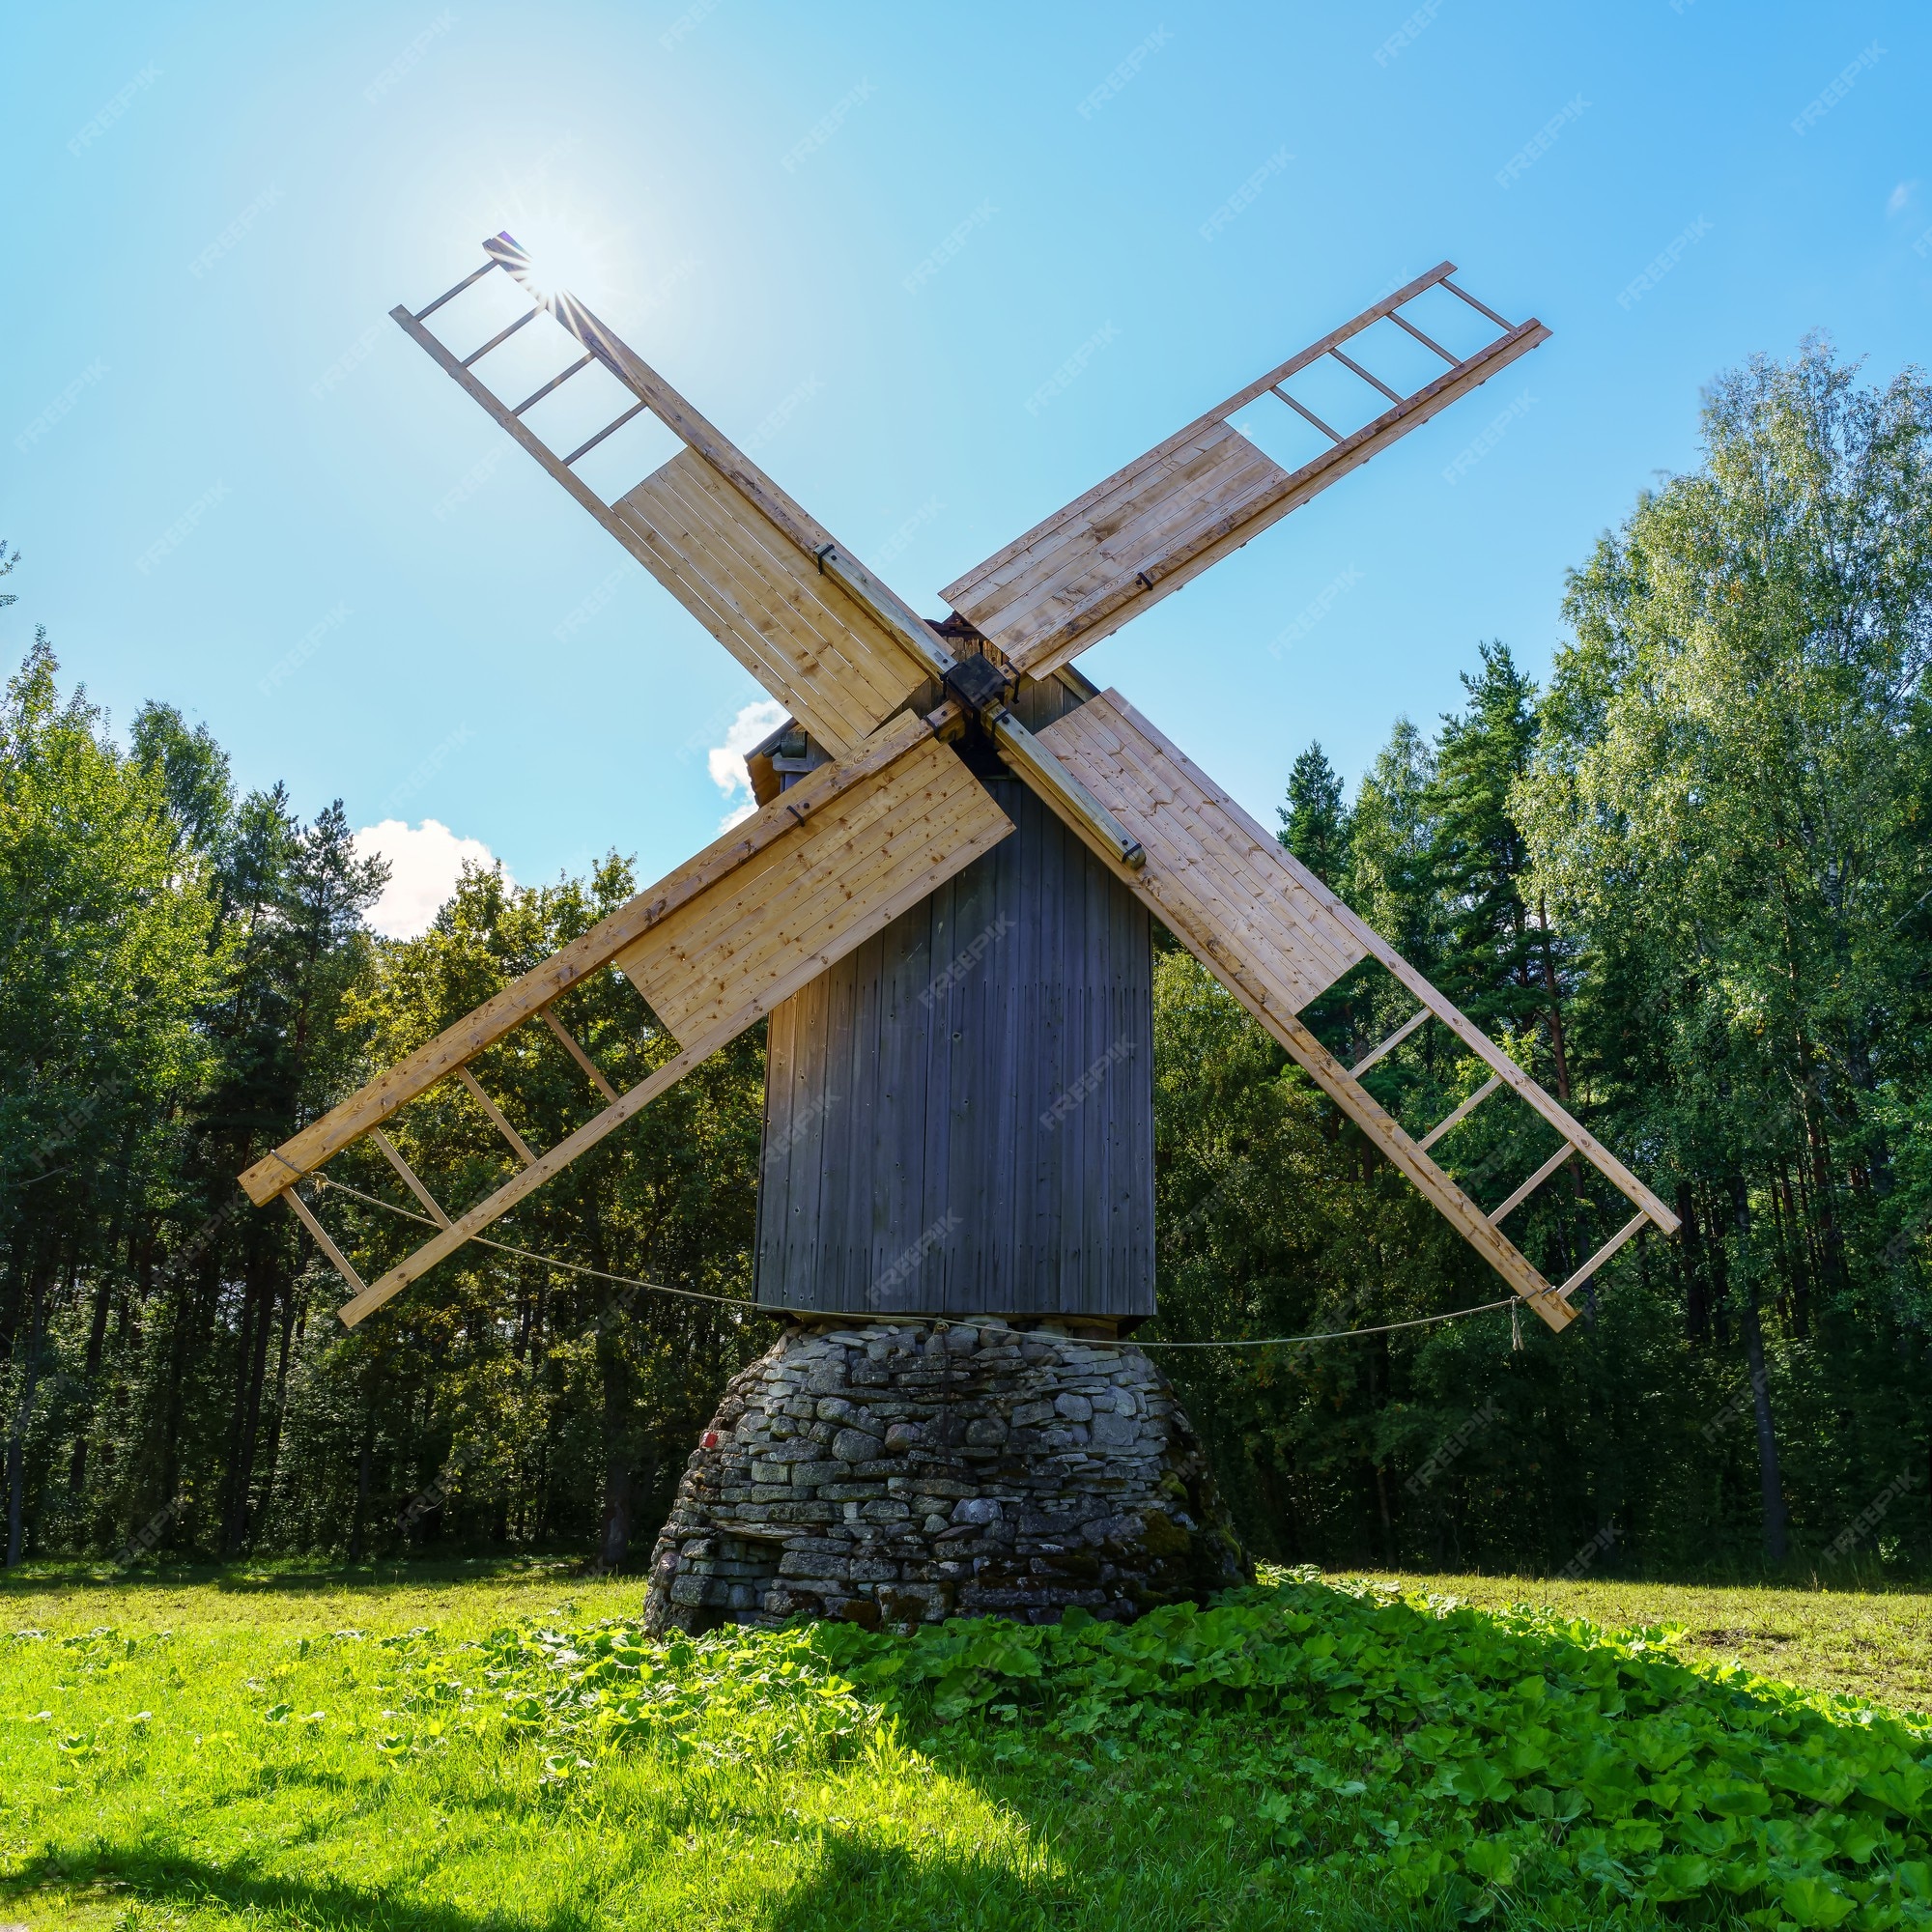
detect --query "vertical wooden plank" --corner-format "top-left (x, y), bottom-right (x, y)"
top-left (948, 863), bottom-right (986, 1317)
top-left (753, 994), bottom-right (792, 1307)
top-left (873, 909), bottom-right (926, 1313)
top-left (1050, 804), bottom-right (1083, 1316)
top-left (917, 875), bottom-right (954, 1314)
top-left (1023, 797), bottom-right (1049, 1318)
top-left (1122, 876), bottom-right (1156, 1317)
top-left (947, 812), bottom-right (997, 1312)
top-left (750, 728), bottom-right (1156, 1321)
top-left (866, 916), bottom-right (908, 1314)
top-left (822, 926), bottom-right (863, 1304)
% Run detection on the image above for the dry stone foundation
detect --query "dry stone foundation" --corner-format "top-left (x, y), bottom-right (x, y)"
top-left (644, 1318), bottom-right (1249, 1634)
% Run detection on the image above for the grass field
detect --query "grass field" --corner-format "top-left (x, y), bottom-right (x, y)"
top-left (2, 1559), bottom-right (1928, 1931)
top-left (1361, 1573), bottom-right (1932, 1714)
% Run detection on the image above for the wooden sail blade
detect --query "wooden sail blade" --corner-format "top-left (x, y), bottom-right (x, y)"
top-left (393, 240), bottom-right (932, 756)
top-left (241, 708), bottom-right (978, 1206)
top-left (250, 720), bottom-right (1012, 1325)
top-left (1023, 689), bottom-right (1678, 1326)
top-left (943, 264), bottom-right (1549, 675)
top-left (613, 730), bottom-right (1013, 1043)
top-left (610, 449), bottom-right (927, 756)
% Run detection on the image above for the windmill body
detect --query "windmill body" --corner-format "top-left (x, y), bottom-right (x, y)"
top-left (238, 237), bottom-right (1685, 1626)
top-left (753, 676), bottom-right (1155, 1324)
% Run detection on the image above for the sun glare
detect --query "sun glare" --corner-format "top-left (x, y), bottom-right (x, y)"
top-left (496, 206), bottom-right (620, 307)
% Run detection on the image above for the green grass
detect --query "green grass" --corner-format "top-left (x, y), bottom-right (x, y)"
top-left (2, 1559), bottom-right (1928, 1931)
top-left (1358, 1574), bottom-right (1932, 1716)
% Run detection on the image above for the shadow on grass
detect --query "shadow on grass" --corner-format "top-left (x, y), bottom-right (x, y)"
top-left (0, 1555), bottom-right (612, 1601)
top-left (754, 1836), bottom-right (1057, 1932)
top-left (749, 1826), bottom-right (1488, 1932)
top-left (3, 1842), bottom-right (598, 1932)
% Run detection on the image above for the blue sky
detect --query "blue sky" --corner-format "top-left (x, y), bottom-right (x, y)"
top-left (7, 1), bottom-right (1926, 932)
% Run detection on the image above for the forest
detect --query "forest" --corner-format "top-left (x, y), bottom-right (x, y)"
top-left (3, 339), bottom-right (1927, 1582)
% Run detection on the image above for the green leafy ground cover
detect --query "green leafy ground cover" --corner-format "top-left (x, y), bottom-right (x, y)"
top-left (3, 1564), bottom-right (1929, 1930)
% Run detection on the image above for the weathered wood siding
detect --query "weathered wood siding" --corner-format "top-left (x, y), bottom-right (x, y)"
top-left (754, 727), bottom-right (1154, 1319)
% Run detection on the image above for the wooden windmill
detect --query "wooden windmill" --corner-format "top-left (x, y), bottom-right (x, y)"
top-left (240, 236), bottom-right (1678, 1337)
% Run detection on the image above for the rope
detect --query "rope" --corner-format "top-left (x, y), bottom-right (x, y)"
top-left (315, 1174), bottom-right (1523, 1349)
top-left (313, 1175), bottom-right (758, 1311)
top-left (1136, 1298), bottom-right (1515, 1349)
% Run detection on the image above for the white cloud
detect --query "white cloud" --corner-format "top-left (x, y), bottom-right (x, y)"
top-left (1889, 180), bottom-right (1918, 216)
top-left (354, 818), bottom-right (509, 939)
top-left (707, 698), bottom-right (788, 830)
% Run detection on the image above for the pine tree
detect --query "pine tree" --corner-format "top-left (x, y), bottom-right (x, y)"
top-left (1277, 741), bottom-right (1350, 887)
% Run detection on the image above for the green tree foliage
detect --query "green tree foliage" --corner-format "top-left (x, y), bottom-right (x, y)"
top-left (0, 619), bottom-right (764, 1571)
top-left (275, 859), bottom-right (766, 1566)
top-left (1276, 740), bottom-right (1350, 886)
top-left (1156, 341), bottom-right (1932, 1578)
top-left (3, 339), bottom-right (1926, 1581)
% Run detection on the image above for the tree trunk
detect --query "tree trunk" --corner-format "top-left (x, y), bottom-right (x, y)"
top-left (349, 1367), bottom-right (378, 1562)
top-left (598, 1279), bottom-right (635, 1570)
top-left (254, 1278), bottom-right (304, 1529)
top-left (600, 1455), bottom-right (632, 1572)
top-left (1730, 1176), bottom-right (1789, 1565)
top-left (1702, 1179), bottom-right (1733, 1347)
top-left (223, 1264), bottom-right (276, 1557)
top-left (1535, 893), bottom-right (1574, 1102)
top-left (1373, 1462), bottom-right (1395, 1564)
top-left (6, 1269), bottom-right (47, 1567)
top-left (68, 1264), bottom-right (115, 1501)
top-left (1677, 1183), bottom-right (1709, 1341)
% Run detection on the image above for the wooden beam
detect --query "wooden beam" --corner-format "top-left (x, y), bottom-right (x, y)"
top-left (1022, 708), bottom-right (1573, 1330)
top-left (1487, 1142), bottom-right (1575, 1228)
top-left (335, 1026), bottom-right (738, 1327)
top-left (390, 305), bottom-right (636, 543)
top-left (510, 353), bottom-right (593, 416)
top-left (1274, 386), bottom-right (1343, 442)
top-left (370, 1128), bottom-right (452, 1228)
top-left (1330, 918), bottom-right (1680, 1234)
top-left (1010, 321), bottom-right (1548, 674)
top-left (460, 305), bottom-right (537, 368)
top-left (413, 257), bottom-right (498, 321)
top-left (239, 706), bottom-right (933, 1204)
top-left (813, 545), bottom-right (956, 683)
top-left (283, 1189), bottom-right (368, 1297)
top-left (560, 398), bottom-right (649, 467)
top-left (1560, 1211), bottom-right (1649, 1300)
top-left (1349, 1006), bottom-right (1428, 1077)
top-left (455, 1065), bottom-right (536, 1165)
top-left (987, 708), bottom-right (1145, 870)
top-left (1328, 346), bottom-right (1404, 406)
top-left (1416, 1073), bottom-right (1502, 1152)
top-left (539, 1008), bottom-right (618, 1102)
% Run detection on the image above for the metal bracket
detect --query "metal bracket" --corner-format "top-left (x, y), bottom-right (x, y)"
top-left (941, 652), bottom-right (1009, 712)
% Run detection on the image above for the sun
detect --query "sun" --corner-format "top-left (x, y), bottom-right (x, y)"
top-left (501, 213), bottom-right (614, 306)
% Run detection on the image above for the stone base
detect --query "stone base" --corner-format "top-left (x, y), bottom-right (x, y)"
top-left (644, 1318), bottom-right (1250, 1634)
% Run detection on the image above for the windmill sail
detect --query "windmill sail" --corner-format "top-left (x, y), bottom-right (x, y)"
top-left (943, 264), bottom-right (1548, 676)
top-left (1030, 690), bottom-right (1678, 1330)
top-left (250, 234), bottom-right (1675, 1340)
top-left (242, 709), bottom-right (1011, 1325)
top-left (391, 237), bottom-right (931, 755)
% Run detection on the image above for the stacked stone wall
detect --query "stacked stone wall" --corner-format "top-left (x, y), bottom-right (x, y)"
top-left (644, 1318), bottom-right (1248, 1634)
